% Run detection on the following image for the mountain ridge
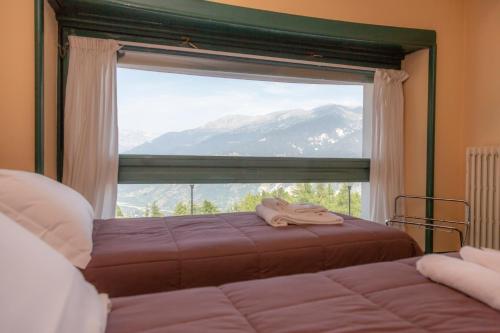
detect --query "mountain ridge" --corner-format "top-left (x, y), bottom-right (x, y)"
top-left (126, 104), bottom-right (363, 157)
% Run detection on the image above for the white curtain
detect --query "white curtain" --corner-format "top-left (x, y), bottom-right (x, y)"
top-left (370, 69), bottom-right (409, 225)
top-left (63, 36), bottom-right (121, 219)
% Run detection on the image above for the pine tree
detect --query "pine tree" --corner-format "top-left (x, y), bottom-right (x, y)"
top-left (232, 192), bottom-right (264, 212)
top-left (116, 205), bottom-right (124, 218)
top-left (229, 186), bottom-right (293, 212)
top-left (292, 183), bottom-right (315, 203)
top-left (199, 200), bottom-right (219, 214)
top-left (332, 184), bottom-right (361, 216)
top-left (150, 201), bottom-right (164, 217)
top-left (173, 202), bottom-right (189, 216)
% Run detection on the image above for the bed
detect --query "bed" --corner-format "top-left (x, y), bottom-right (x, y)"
top-left (105, 256), bottom-right (500, 333)
top-left (84, 212), bottom-right (421, 297)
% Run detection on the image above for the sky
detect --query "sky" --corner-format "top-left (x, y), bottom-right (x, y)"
top-left (117, 67), bottom-right (364, 134)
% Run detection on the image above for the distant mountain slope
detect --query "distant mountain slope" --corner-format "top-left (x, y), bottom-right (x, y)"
top-left (119, 129), bottom-right (159, 153)
top-left (127, 104), bottom-right (363, 157)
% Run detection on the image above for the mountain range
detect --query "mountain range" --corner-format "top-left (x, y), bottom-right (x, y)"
top-left (125, 104), bottom-right (363, 157)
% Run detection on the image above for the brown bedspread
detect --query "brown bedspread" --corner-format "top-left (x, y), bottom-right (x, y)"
top-left (106, 256), bottom-right (500, 333)
top-left (85, 212), bottom-right (421, 297)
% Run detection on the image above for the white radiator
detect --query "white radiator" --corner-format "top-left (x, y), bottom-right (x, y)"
top-left (466, 147), bottom-right (500, 249)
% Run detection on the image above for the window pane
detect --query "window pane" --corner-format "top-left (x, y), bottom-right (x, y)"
top-left (117, 183), bottom-right (367, 219)
top-left (118, 68), bottom-right (369, 158)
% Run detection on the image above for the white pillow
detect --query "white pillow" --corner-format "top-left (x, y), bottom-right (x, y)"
top-left (0, 212), bottom-right (109, 333)
top-left (0, 169), bottom-right (94, 268)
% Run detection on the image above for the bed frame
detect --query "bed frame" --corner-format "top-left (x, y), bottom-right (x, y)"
top-left (386, 195), bottom-right (471, 250)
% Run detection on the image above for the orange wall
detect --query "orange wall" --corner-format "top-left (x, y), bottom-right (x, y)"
top-left (402, 49), bottom-right (429, 248)
top-left (0, 1), bottom-right (35, 171)
top-left (463, 0), bottom-right (500, 148)
top-left (0, 0), bottom-right (58, 178)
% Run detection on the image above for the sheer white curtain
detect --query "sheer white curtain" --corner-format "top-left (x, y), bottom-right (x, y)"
top-left (370, 69), bottom-right (409, 225)
top-left (63, 36), bottom-right (121, 219)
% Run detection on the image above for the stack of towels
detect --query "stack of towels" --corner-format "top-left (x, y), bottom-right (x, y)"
top-left (417, 246), bottom-right (500, 311)
top-left (256, 197), bottom-right (343, 227)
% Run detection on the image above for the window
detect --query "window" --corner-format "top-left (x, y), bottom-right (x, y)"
top-left (118, 69), bottom-right (366, 158)
top-left (116, 50), bottom-right (372, 218)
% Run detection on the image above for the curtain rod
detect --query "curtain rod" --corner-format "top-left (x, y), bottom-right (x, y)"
top-left (118, 40), bottom-right (377, 73)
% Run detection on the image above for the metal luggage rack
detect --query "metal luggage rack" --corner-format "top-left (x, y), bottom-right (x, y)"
top-left (385, 195), bottom-right (471, 249)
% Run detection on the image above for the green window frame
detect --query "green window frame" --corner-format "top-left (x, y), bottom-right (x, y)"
top-left (118, 155), bottom-right (370, 184)
top-left (40, 0), bottom-right (437, 252)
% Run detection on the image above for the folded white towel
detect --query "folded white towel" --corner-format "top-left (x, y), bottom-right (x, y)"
top-left (256, 204), bottom-right (343, 228)
top-left (287, 203), bottom-right (328, 214)
top-left (256, 204), bottom-right (288, 227)
top-left (262, 197), bottom-right (329, 214)
top-left (460, 246), bottom-right (500, 274)
top-left (416, 254), bottom-right (500, 311)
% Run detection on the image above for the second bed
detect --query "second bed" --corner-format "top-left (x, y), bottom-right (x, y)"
top-left (84, 212), bottom-right (421, 297)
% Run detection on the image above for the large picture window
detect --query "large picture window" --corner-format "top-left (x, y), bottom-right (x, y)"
top-left (116, 50), bottom-right (373, 218)
top-left (118, 69), bottom-right (366, 158)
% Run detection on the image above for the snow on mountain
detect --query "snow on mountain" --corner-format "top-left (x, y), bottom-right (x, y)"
top-left (119, 129), bottom-right (159, 153)
top-left (202, 114), bottom-right (256, 130)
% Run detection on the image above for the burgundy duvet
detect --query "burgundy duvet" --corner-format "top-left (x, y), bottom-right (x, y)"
top-left (106, 256), bottom-right (500, 333)
top-left (85, 212), bottom-right (421, 297)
